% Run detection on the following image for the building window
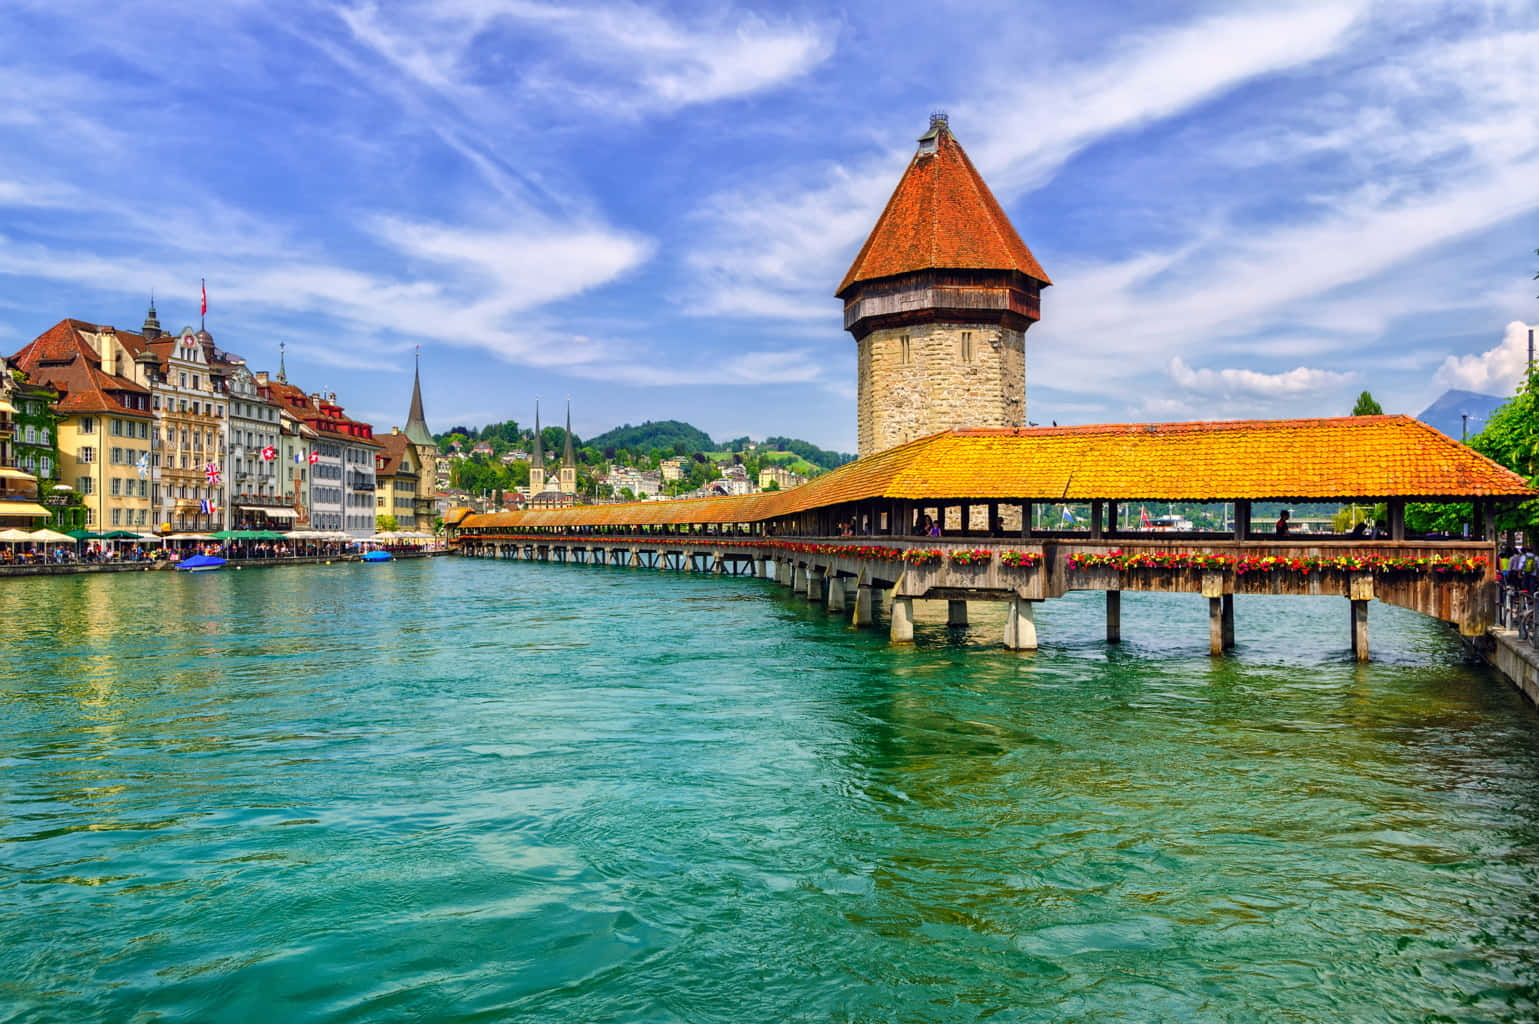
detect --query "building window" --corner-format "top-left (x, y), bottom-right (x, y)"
top-left (192, 375), bottom-right (200, 390)
top-left (40, 456), bottom-right (51, 477)
top-left (180, 373), bottom-right (187, 389)
top-left (78, 476), bottom-right (93, 494)
top-left (80, 417), bottom-right (96, 434)
top-left (79, 446), bottom-right (95, 463)
top-left (24, 425), bottom-right (35, 444)
top-left (961, 331), bottom-right (973, 363)
top-left (111, 477), bottom-right (121, 496)
top-left (111, 447), bottom-right (122, 464)
top-left (40, 428), bottom-right (49, 444)
top-left (111, 508), bottom-right (122, 526)
top-left (900, 334), bottom-right (911, 365)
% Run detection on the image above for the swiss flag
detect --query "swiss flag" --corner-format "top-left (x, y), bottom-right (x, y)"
top-left (308, 450), bottom-right (319, 464)
top-left (200, 279), bottom-right (207, 317)
top-left (261, 445), bottom-right (277, 461)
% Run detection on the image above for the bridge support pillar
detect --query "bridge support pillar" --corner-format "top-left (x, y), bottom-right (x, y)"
top-left (657, 551), bottom-right (668, 571)
top-left (712, 553), bottom-right (724, 574)
top-left (1350, 599), bottom-right (1370, 662)
top-left (827, 574), bottom-right (847, 612)
top-left (1222, 594), bottom-right (1235, 650)
top-left (808, 567), bottom-right (826, 602)
top-left (629, 548), bottom-right (640, 568)
top-left (1208, 597), bottom-right (1224, 655)
top-left (794, 565), bottom-right (808, 595)
top-left (890, 597), bottom-right (915, 644)
top-left (683, 550), bottom-right (694, 572)
top-left (1106, 590), bottom-right (1121, 644)
top-left (1004, 598), bottom-right (1038, 650)
top-left (853, 583), bottom-right (874, 627)
top-left (947, 600), bottom-right (969, 627)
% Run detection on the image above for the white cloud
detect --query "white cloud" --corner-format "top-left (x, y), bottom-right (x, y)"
top-left (1167, 356), bottom-right (1352, 397)
top-left (682, 0), bottom-right (1367, 328)
top-left (1435, 321), bottom-right (1538, 395)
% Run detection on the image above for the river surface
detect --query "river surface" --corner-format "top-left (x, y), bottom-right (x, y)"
top-left (3, 557), bottom-right (1539, 1022)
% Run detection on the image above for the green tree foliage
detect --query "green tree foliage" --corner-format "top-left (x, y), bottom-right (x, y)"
top-left (1407, 369), bottom-right (1539, 534)
top-left (585, 420), bottom-right (715, 455)
top-left (1351, 391), bottom-right (1383, 416)
top-left (375, 514), bottom-right (399, 532)
top-left (763, 436), bottom-right (854, 471)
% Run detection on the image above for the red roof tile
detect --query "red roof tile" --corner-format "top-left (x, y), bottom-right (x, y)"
top-left (838, 122), bottom-right (1050, 296)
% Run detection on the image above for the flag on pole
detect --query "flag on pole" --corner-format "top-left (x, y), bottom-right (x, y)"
top-left (1061, 506), bottom-right (1077, 523)
top-left (136, 453), bottom-right (150, 479)
top-left (200, 279), bottom-right (207, 317)
top-left (308, 450), bottom-right (319, 464)
top-left (204, 461), bottom-right (221, 485)
top-left (1140, 506), bottom-right (1151, 529)
top-left (261, 445), bottom-right (277, 461)
top-left (199, 498), bottom-right (214, 515)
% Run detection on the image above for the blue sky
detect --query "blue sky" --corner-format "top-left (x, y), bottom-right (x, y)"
top-left (2, 0), bottom-right (1537, 452)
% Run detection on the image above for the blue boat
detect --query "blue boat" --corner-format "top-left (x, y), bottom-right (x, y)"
top-left (176, 554), bottom-right (227, 573)
top-left (361, 550), bottom-right (393, 562)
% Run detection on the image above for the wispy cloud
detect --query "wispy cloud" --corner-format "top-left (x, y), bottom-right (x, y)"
top-left (1168, 357), bottom-right (1352, 397)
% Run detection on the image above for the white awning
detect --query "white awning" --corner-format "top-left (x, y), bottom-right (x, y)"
top-left (238, 505), bottom-right (298, 518)
top-left (0, 467), bottom-right (37, 481)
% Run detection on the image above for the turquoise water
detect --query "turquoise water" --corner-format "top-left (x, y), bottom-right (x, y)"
top-left (3, 557), bottom-right (1539, 1022)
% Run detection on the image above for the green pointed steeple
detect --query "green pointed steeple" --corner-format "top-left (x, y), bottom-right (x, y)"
top-left (404, 349), bottom-right (433, 446)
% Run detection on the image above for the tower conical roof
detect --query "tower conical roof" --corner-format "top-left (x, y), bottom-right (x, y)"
top-left (837, 117), bottom-right (1050, 297)
top-left (562, 402), bottom-right (577, 467)
top-left (404, 351), bottom-right (434, 446)
top-left (531, 401), bottom-right (545, 469)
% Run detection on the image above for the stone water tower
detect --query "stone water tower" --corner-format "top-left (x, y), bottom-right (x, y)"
top-left (839, 114), bottom-right (1051, 458)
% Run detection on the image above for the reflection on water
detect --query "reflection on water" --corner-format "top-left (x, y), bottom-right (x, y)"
top-left (2, 558), bottom-right (1538, 1022)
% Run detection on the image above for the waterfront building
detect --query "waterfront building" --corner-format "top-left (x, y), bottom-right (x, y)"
top-left (222, 360), bottom-right (291, 530)
top-left (11, 320), bottom-right (155, 531)
top-left (256, 372), bottom-right (380, 537)
top-left (0, 357), bottom-right (47, 529)
top-left (840, 114), bottom-right (1051, 458)
top-left (142, 327), bottom-right (229, 532)
top-left (276, 404), bottom-right (318, 528)
top-left (374, 430), bottom-right (425, 530)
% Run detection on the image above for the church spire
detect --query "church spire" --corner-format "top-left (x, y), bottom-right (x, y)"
top-left (529, 399), bottom-right (547, 495)
top-left (277, 341), bottom-right (289, 384)
top-left (559, 398), bottom-right (578, 496)
top-left (562, 399), bottom-right (576, 468)
top-left (404, 347), bottom-right (433, 446)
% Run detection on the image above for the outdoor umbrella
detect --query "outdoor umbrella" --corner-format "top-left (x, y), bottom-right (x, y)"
top-left (30, 529), bottom-right (75, 543)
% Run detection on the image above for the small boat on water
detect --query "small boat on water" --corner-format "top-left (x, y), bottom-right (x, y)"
top-left (176, 554), bottom-right (227, 573)
top-left (361, 550), bottom-right (393, 562)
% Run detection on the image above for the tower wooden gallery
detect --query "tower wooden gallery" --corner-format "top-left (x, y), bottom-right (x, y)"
top-left (839, 114), bottom-right (1052, 459)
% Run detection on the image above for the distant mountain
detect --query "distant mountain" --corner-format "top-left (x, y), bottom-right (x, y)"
top-left (1416, 389), bottom-right (1508, 440)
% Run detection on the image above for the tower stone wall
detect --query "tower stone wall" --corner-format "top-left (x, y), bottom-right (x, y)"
top-left (857, 322), bottom-right (1025, 456)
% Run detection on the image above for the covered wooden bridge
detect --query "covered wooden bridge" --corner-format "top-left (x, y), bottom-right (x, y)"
top-left (450, 416), bottom-right (1534, 657)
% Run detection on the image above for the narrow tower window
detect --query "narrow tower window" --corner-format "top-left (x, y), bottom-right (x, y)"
top-left (900, 334), bottom-right (912, 365)
top-left (961, 331), bottom-right (973, 363)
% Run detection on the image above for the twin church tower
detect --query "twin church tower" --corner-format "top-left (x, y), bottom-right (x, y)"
top-left (842, 114), bottom-right (1051, 459)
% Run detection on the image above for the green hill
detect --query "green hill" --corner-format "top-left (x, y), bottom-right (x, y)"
top-left (585, 420), bottom-right (716, 455)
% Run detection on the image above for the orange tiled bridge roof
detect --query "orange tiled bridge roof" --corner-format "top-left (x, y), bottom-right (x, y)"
top-left (460, 416), bottom-right (1534, 532)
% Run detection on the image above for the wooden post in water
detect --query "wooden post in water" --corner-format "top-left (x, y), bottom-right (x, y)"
top-left (1208, 597), bottom-right (1224, 655)
top-left (1222, 593), bottom-right (1236, 650)
top-left (1350, 600), bottom-right (1369, 661)
top-left (1003, 598), bottom-right (1038, 649)
top-left (1106, 590), bottom-right (1121, 644)
top-left (947, 600), bottom-right (969, 626)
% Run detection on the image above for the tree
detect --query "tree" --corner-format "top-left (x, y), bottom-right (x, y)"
top-left (1351, 391), bottom-right (1383, 416)
top-left (376, 514), bottom-right (399, 532)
